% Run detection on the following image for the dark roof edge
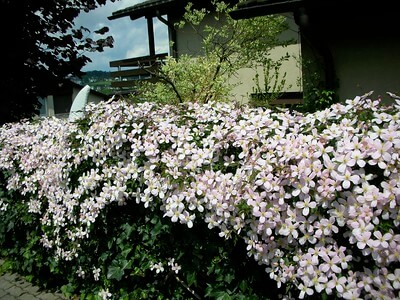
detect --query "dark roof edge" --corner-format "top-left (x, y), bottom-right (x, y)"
top-left (108, 0), bottom-right (179, 20)
top-left (108, 0), bottom-right (239, 21)
top-left (230, 0), bottom-right (303, 19)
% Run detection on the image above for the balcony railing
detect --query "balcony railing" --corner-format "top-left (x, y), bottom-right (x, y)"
top-left (109, 53), bottom-right (168, 91)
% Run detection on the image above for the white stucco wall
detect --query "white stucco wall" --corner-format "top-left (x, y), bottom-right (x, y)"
top-left (228, 44), bottom-right (302, 102)
top-left (173, 13), bottom-right (302, 102)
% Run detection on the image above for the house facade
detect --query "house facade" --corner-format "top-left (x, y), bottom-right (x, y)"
top-left (108, 0), bottom-right (303, 103)
top-left (39, 80), bottom-right (108, 119)
top-left (231, 0), bottom-right (400, 104)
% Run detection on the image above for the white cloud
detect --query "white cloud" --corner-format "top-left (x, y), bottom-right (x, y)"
top-left (75, 0), bottom-right (169, 71)
top-left (126, 45), bottom-right (148, 58)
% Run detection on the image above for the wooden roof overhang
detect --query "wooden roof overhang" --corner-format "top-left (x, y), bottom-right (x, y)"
top-left (108, 0), bottom-right (238, 21)
top-left (230, 0), bottom-right (302, 20)
top-left (108, 0), bottom-right (184, 57)
top-left (108, 0), bottom-right (239, 58)
top-left (108, 0), bottom-right (181, 21)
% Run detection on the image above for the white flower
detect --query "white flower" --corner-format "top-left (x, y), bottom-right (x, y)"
top-left (93, 267), bottom-right (101, 281)
top-left (150, 262), bottom-right (164, 274)
top-left (98, 288), bottom-right (112, 300)
top-left (168, 258), bottom-right (182, 274)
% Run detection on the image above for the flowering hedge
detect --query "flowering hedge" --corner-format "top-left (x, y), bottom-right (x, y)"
top-left (0, 92), bottom-right (399, 299)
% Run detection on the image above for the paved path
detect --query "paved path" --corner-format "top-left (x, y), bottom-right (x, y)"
top-left (0, 262), bottom-right (68, 300)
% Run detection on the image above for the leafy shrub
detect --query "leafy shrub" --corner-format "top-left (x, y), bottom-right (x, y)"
top-left (137, 54), bottom-right (232, 104)
top-left (135, 1), bottom-right (292, 105)
top-left (0, 91), bottom-right (400, 299)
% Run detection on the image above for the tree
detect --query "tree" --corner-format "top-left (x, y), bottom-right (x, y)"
top-left (136, 0), bottom-right (292, 105)
top-left (0, 0), bottom-right (115, 124)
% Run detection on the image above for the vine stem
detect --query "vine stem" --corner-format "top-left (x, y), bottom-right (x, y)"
top-left (175, 274), bottom-right (202, 300)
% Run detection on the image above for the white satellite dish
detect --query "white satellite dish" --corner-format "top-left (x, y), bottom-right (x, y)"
top-left (68, 84), bottom-right (91, 122)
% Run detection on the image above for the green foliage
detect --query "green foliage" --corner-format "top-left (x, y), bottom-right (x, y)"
top-left (250, 54), bottom-right (291, 108)
top-left (0, 169), bottom-right (280, 299)
top-left (2, 93), bottom-right (399, 299)
top-left (134, 0), bottom-right (291, 105)
top-left (296, 87), bottom-right (337, 113)
top-left (0, 185), bottom-right (64, 290)
top-left (184, 1), bottom-right (290, 68)
top-left (137, 55), bottom-right (232, 104)
top-left (0, 0), bottom-right (115, 124)
top-left (297, 58), bottom-right (339, 112)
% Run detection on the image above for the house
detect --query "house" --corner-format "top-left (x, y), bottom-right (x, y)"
top-left (107, 0), bottom-right (303, 103)
top-left (230, 0), bottom-right (400, 104)
top-left (39, 80), bottom-right (109, 119)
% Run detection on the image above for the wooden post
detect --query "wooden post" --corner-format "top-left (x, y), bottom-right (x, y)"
top-left (146, 16), bottom-right (155, 56)
top-left (157, 13), bottom-right (177, 58)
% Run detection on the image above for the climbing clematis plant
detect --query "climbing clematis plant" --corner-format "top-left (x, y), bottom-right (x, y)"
top-left (0, 91), bottom-right (399, 299)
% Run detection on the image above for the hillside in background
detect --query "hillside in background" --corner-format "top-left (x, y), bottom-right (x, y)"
top-left (83, 70), bottom-right (111, 82)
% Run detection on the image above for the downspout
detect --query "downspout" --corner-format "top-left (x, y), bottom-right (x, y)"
top-left (156, 10), bottom-right (177, 58)
top-left (294, 7), bottom-right (336, 91)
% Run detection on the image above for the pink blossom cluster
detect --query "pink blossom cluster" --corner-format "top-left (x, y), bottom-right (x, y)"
top-left (1, 92), bottom-right (400, 299)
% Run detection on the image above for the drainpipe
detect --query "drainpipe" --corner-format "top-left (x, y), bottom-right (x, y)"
top-left (294, 7), bottom-right (336, 91)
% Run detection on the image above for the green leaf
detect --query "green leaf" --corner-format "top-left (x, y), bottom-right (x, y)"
top-left (107, 259), bottom-right (132, 281)
top-left (107, 265), bottom-right (124, 281)
top-left (131, 266), bottom-right (145, 277)
top-left (7, 220), bottom-right (14, 232)
top-left (215, 291), bottom-right (232, 300)
top-left (107, 239), bottom-right (114, 250)
top-left (0, 259), bottom-right (12, 274)
top-left (186, 271), bottom-right (197, 286)
top-left (120, 248), bottom-right (132, 259)
top-left (239, 280), bottom-right (248, 292)
top-left (60, 283), bottom-right (77, 298)
top-left (204, 284), bottom-right (214, 297)
top-left (122, 223), bottom-right (134, 237)
top-left (224, 273), bottom-right (235, 284)
top-left (99, 251), bottom-right (110, 263)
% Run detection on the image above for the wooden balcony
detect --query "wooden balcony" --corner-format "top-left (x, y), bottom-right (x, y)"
top-left (110, 53), bottom-right (168, 91)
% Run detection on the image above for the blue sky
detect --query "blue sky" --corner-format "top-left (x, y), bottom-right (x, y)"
top-left (74, 0), bottom-right (169, 71)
